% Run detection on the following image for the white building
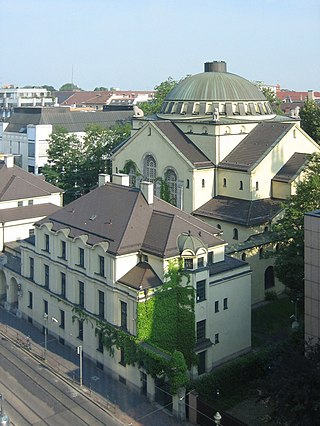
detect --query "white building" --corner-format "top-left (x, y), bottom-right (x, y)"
top-left (0, 175), bottom-right (251, 407)
top-left (0, 87), bottom-right (55, 117)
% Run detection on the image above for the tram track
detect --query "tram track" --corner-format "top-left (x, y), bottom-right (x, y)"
top-left (0, 337), bottom-right (120, 425)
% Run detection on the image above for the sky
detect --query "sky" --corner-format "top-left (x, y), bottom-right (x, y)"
top-left (0, 0), bottom-right (319, 92)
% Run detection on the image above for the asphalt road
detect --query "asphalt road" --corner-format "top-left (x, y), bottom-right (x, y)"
top-left (0, 335), bottom-right (122, 426)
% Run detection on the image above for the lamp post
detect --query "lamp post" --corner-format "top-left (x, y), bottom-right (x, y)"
top-left (43, 314), bottom-right (58, 361)
top-left (77, 345), bottom-right (83, 386)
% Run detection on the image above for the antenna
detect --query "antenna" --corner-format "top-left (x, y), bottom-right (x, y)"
top-left (71, 64), bottom-right (74, 87)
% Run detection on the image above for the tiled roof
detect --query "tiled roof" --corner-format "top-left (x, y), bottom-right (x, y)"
top-left (276, 91), bottom-right (320, 101)
top-left (272, 152), bottom-right (309, 183)
top-left (5, 107), bottom-right (133, 133)
top-left (0, 162), bottom-right (62, 201)
top-left (209, 255), bottom-right (247, 276)
top-left (37, 183), bottom-right (224, 257)
top-left (0, 203), bottom-right (60, 223)
top-left (219, 122), bottom-right (294, 171)
top-left (118, 262), bottom-right (162, 290)
top-left (193, 196), bottom-right (282, 226)
top-left (154, 121), bottom-right (214, 168)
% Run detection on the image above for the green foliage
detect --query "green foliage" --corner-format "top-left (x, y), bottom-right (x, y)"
top-left (300, 99), bottom-right (320, 144)
top-left (59, 82), bottom-right (82, 91)
top-left (42, 123), bottom-right (131, 204)
top-left (139, 77), bottom-right (178, 115)
top-left (167, 351), bottom-right (189, 394)
top-left (94, 86), bottom-right (109, 91)
top-left (137, 260), bottom-right (196, 368)
top-left (41, 85), bottom-right (56, 92)
top-left (272, 153), bottom-right (320, 298)
top-left (261, 87), bottom-right (283, 115)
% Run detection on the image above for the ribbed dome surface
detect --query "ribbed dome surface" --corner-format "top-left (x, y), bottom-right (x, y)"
top-left (166, 72), bottom-right (266, 102)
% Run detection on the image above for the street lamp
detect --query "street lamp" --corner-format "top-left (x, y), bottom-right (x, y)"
top-left (77, 345), bottom-right (83, 386)
top-left (43, 313), bottom-right (58, 361)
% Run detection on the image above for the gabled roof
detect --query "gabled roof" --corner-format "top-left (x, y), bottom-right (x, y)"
top-left (118, 262), bottom-right (162, 290)
top-left (193, 196), bottom-right (282, 226)
top-left (154, 121), bottom-right (214, 168)
top-left (0, 203), bottom-right (61, 223)
top-left (0, 162), bottom-right (62, 201)
top-left (37, 182), bottom-right (224, 257)
top-left (272, 152), bottom-right (309, 183)
top-left (218, 122), bottom-right (294, 172)
top-left (5, 107), bottom-right (133, 133)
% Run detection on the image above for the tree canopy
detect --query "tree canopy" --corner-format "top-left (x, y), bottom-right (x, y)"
top-left (261, 87), bottom-right (283, 115)
top-left (59, 82), bottom-right (82, 91)
top-left (94, 86), bottom-right (109, 91)
top-left (42, 123), bottom-right (131, 204)
top-left (139, 77), bottom-right (178, 115)
top-left (272, 153), bottom-right (320, 298)
top-left (300, 100), bottom-right (320, 145)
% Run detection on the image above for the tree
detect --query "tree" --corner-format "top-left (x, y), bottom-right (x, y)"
top-left (94, 87), bottom-right (108, 91)
top-left (300, 100), bottom-right (320, 145)
top-left (272, 153), bottom-right (320, 298)
top-left (42, 123), bottom-right (130, 204)
top-left (261, 87), bottom-right (283, 115)
top-left (41, 85), bottom-right (56, 92)
top-left (59, 82), bottom-right (82, 91)
top-left (139, 77), bottom-right (178, 115)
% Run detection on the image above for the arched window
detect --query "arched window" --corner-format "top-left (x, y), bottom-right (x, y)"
top-left (217, 224), bottom-right (221, 230)
top-left (144, 155), bottom-right (157, 183)
top-left (241, 252), bottom-right (247, 261)
top-left (223, 178), bottom-right (227, 188)
top-left (259, 247), bottom-right (264, 259)
top-left (164, 169), bottom-right (177, 206)
top-left (264, 266), bottom-right (275, 290)
top-left (239, 181), bottom-right (243, 190)
top-left (233, 228), bottom-right (238, 240)
top-left (202, 179), bottom-right (205, 188)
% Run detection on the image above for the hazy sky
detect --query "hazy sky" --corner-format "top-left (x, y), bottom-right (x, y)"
top-left (1, 0), bottom-right (319, 91)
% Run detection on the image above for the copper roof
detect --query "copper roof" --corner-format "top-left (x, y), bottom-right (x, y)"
top-left (37, 183), bottom-right (224, 257)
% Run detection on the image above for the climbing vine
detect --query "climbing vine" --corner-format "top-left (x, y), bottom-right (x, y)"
top-left (72, 260), bottom-right (195, 393)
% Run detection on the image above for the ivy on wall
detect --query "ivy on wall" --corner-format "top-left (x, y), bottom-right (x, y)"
top-left (72, 260), bottom-right (195, 393)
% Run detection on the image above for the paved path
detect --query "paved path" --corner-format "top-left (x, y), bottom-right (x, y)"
top-left (0, 307), bottom-right (191, 426)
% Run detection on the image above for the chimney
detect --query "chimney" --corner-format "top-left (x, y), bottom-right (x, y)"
top-left (3, 154), bottom-right (14, 168)
top-left (307, 90), bottom-right (315, 101)
top-left (204, 61), bottom-right (227, 73)
top-left (112, 173), bottom-right (130, 187)
top-left (140, 181), bottom-right (153, 205)
top-left (98, 173), bottom-right (110, 187)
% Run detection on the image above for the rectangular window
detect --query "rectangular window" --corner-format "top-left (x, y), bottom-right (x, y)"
top-left (197, 257), bottom-right (204, 269)
top-left (256, 181), bottom-right (259, 191)
top-left (198, 351), bottom-right (206, 375)
top-left (98, 255), bottom-right (105, 276)
top-left (28, 291), bottom-right (33, 309)
top-left (60, 309), bottom-right (65, 329)
top-left (79, 248), bottom-right (85, 268)
top-left (215, 333), bottom-right (220, 344)
top-left (78, 320), bottom-right (83, 340)
top-left (120, 347), bottom-right (126, 366)
top-left (208, 252), bottom-right (213, 265)
top-left (28, 142), bottom-right (35, 157)
top-left (29, 257), bottom-right (34, 280)
top-left (44, 264), bottom-right (49, 288)
top-left (44, 234), bottom-right (49, 252)
top-left (214, 300), bottom-right (219, 313)
top-left (184, 258), bottom-right (193, 270)
top-left (223, 298), bottom-right (228, 310)
top-left (61, 272), bottom-right (66, 298)
top-left (196, 280), bottom-right (206, 302)
top-left (79, 281), bottom-right (84, 308)
top-left (98, 290), bottom-right (105, 318)
top-left (28, 199), bottom-right (33, 205)
top-left (18, 200), bottom-right (23, 207)
top-left (61, 241), bottom-right (66, 260)
top-left (186, 179), bottom-right (190, 189)
top-left (196, 320), bottom-right (206, 341)
top-left (44, 300), bottom-right (48, 315)
top-left (120, 301), bottom-right (127, 330)
top-left (97, 330), bottom-right (104, 352)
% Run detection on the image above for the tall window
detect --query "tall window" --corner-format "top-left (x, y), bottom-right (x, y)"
top-left (164, 169), bottom-right (177, 206)
top-left (44, 234), bottom-right (49, 252)
top-left (61, 241), bottom-right (66, 260)
top-left (264, 266), bottom-right (275, 290)
top-left (233, 228), bottom-right (238, 240)
top-left (239, 180), bottom-right (243, 190)
top-left (144, 155), bottom-right (157, 183)
top-left (223, 298), bottom-right (228, 310)
top-left (120, 301), bottom-right (127, 330)
top-left (196, 320), bottom-right (206, 342)
top-left (79, 281), bottom-right (84, 307)
top-left (98, 290), bottom-right (105, 318)
top-left (29, 257), bottom-right (34, 280)
top-left (28, 291), bottom-right (33, 309)
top-left (44, 300), bottom-right (48, 315)
top-left (44, 265), bottom-right (49, 288)
top-left (79, 248), bottom-right (85, 268)
top-left (97, 330), bottom-right (104, 352)
top-left (61, 272), bottom-right (66, 298)
top-left (98, 255), bottom-right (105, 276)
top-left (214, 300), bottom-right (219, 313)
top-left (223, 178), bottom-right (227, 187)
top-left (78, 320), bottom-right (83, 340)
top-left (196, 280), bottom-right (206, 303)
top-left (60, 309), bottom-right (65, 329)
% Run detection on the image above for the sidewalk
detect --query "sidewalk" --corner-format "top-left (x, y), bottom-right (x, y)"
top-left (0, 307), bottom-right (190, 426)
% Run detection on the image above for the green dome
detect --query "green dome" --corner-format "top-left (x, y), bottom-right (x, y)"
top-left (166, 72), bottom-right (266, 102)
